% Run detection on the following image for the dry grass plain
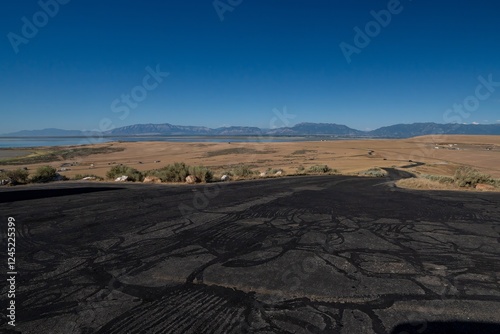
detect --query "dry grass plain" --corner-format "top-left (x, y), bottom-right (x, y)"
top-left (1, 135), bottom-right (499, 189)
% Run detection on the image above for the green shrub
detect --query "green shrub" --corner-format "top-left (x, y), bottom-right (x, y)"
top-left (308, 165), bottom-right (334, 174)
top-left (490, 179), bottom-right (500, 188)
top-left (421, 174), bottom-right (454, 184)
top-left (106, 165), bottom-right (143, 182)
top-left (359, 167), bottom-right (387, 178)
top-left (0, 168), bottom-right (29, 184)
top-left (296, 165), bottom-right (305, 173)
top-left (147, 163), bottom-right (213, 183)
top-left (454, 166), bottom-right (492, 188)
top-left (188, 165), bottom-right (213, 183)
top-left (148, 162), bottom-right (189, 182)
top-left (31, 166), bottom-right (58, 183)
top-left (266, 168), bottom-right (283, 174)
top-left (231, 165), bottom-right (255, 178)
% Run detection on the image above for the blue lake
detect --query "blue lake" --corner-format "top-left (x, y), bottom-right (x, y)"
top-left (0, 135), bottom-right (342, 148)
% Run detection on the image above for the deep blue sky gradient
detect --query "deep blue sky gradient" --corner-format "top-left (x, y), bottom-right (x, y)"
top-left (1, 0), bottom-right (499, 133)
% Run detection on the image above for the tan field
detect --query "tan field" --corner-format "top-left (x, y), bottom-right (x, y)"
top-left (1, 135), bottom-right (499, 184)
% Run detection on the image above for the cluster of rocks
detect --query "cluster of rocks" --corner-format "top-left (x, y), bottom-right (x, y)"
top-left (259, 170), bottom-right (283, 177)
top-left (111, 169), bottom-right (286, 184)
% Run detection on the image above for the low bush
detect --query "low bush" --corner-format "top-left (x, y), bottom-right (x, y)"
top-left (421, 174), bottom-right (454, 184)
top-left (308, 165), bottom-right (334, 174)
top-left (31, 166), bottom-right (58, 183)
top-left (188, 165), bottom-right (213, 183)
top-left (266, 168), bottom-right (283, 174)
top-left (231, 165), bottom-right (255, 178)
top-left (148, 162), bottom-right (189, 182)
top-left (359, 167), bottom-right (387, 178)
top-left (106, 165), bottom-right (143, 182)
top-left (147, 163), bottom-right (213, 183)
top-left (454, 166), bottom-right (492, 188)
top-left (0, 168), bottom-right (29, 184)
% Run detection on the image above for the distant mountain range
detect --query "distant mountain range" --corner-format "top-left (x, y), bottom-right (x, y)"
top-left (3, 122), bottom-right (500, 138)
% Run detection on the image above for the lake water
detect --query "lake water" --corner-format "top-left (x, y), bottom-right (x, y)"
top-left (0, 135), bottom-right (340, 148)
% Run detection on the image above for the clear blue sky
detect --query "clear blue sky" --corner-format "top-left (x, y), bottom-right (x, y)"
top-left (1, 0), bottom-right (499, 133)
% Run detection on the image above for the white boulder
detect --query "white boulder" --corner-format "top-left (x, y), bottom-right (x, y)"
top-left (185, 175), bottom-right (200, 184)
top-left (115, 175), bottom-right (128, 182)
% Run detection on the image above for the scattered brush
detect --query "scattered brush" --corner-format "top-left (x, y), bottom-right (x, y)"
top-left (31, 166), bottom-right (63, 183)
top-left (359, 167), bottom-right (387, 178)
top-left (106, 165), bottom-right (143, 182)
top-left (308, 165), bottom-right (336, 174)
top-left (0, 168), bottom-right (29, 185)
top-left (146, 162), bottom-right (213, 183)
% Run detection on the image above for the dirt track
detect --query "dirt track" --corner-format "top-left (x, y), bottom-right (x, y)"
top-left (1, 174), bottom-right (500, 333)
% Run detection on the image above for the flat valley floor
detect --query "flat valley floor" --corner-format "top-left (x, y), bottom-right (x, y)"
top-left (1, 135), bottom-right (500, 180)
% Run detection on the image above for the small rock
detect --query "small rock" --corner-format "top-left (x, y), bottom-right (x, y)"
top-left (259, 172), bottom-right (266, 177)
top-left (275, 170), bottom-right (283, 176)
top-left (53, 173), bottom-right (66, 181)
top-left (475, 183), bottom-right (496, 191)
top-left (1, 179), bottom-right (12, 186)
top-left (143, 176), bottom-right (162, 184)
top-left (185, 175), bottom-right (200, 184)
top-left (82, 176), bottom-right (96, 181)
top-left (115, 175), bottom-right (128, 182)
top-left (221, 175), bottom-right (230, 181)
